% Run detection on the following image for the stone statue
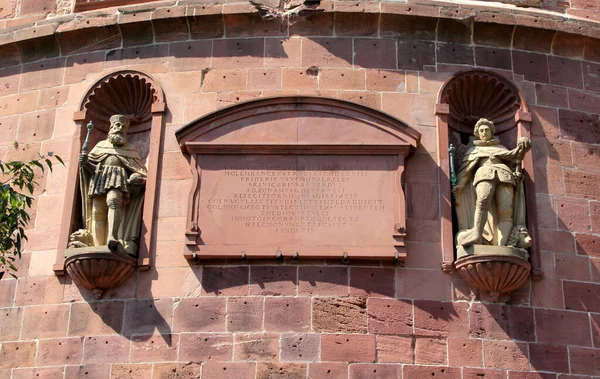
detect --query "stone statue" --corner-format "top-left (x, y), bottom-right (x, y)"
top-left (68, 114), bottom-right (147, 257)
top-left (453, 118), bottom-right (531, 255)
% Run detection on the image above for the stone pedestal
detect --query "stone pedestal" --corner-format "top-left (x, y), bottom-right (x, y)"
top-left (64, 247), bottom-right (137, 299)
top-left (455, 245), bottom-right (531, 301)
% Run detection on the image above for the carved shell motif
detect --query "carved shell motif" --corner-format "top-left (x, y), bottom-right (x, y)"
top-left (441, 72), bottom-right (522, 135)
top-left (83, 72), bottom-right (158, 134)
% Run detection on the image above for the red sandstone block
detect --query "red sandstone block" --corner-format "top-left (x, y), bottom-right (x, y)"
top-left (396, 268), bottom-right (452, 301)
top-left (20, 58), bottom-right (64, 93)
top-left (282, 68), bottom-right (318, 90)
top-left (65, 364), bottom-right (110, 379)
top-left (380, 14), bottom-right (437, 40)
top-left (397, 40), bottom-right (435, 71)
top-left (534, 163), bottom-right (565, 196)
top-left (111, 364), bottom-right (152, 379)
top-left (584, 37), bottom-right (600, 62)
top-left (338, 90), bottom-right (381, 109)
top-left (448, 338), bottom-right (482, 367)
top-left (223, 14), bottom-right (285, 38)
top-left (265, 37), bottom-right (302, 67)
top-left (179, 333), bottom-right (232, 362)
top-left (570, 347), bottom-right (600, 376)
top-left (131, 334), bottom-right (179, 363)
top-left (0, 92), bottom-right (38, 118)
top-left (483, 340), bottom-right (529, 371)
top-left (403, 365), bottom-right (460, 377)
top-left (577, 234), bottom-right (600, 258)
top-left (308, 363), bottom-right (347, 378)
top-left (555, 253), bottom-right (591, 281)
top-left (470, 303), bottom-right (535, 342)
top-left (407, 184), bottom-right (438, 219)
top-left (464, 368), bottom-right (506, 379)
top-left (302, 38), bottom-right (352, 68)
top-left (565, 169), bottom-right (600, 201)
top-left (249, 266), bottom-right (297, 296)
top-left (320, 68), bottom-right (365, 90)
top-left (513, 51), bottom-right (549, 84)
top-left (247, 68), bottom-right (282, 91)
top-left (0, 341), bottom-right (36, 369)
top-left (154, 362), bottom-right (200, 378)
top-left (564, 281), bottom-right (600, 312)
top-left (475, 47), bottom-right (512, 70)
top-left (376, 336), bottom-right (413, 363)
top-left (202, 69), bottom-right (247, 92)
top-left (173, 298), bottom-right (226, 332)
top-left (213, 39), bottom-right (264, 69)
top-left (335, 12), bottom-right (378, 37)
top-left (201, 266), bottom-right (248, 296)
top-left (227, 297), bottom-right (264, 332)
top-left (256, 363), bottom-right (306, 379)
top-left (234, 333), bottom-right (279, 361)
top-left (124, 299), bottom-right (173, 336)
top-left (514, 26), bottom-right (555, 53)
top-left (413, 300), bottom-right (469, 338)
top-left (535, 84), bottom-right (569, 108)
top-left (438, 18), bottom-right (471, 44)
top-left (592, 203), bottom-right (600, 234)
top-left (367, 298), bottom-right (412, 334)
top-left (549, 56), bottom-right (584, 89)
top-left (437, 43), bottom-right (474, 65)
top-left (264, 297), bottom-right (310, 332)
top-left (281, 333), bottom-right (320, 361)
top-left (312, 297), bottom-right (366, 333)
top-left (12, 367), bottom-right (64, 379)
top-left (187, 13), bottom-right (224, 39)
top-left (37, 337), bottom-right (83, 366)
top-left (168, 41), bottom-right (212, 72)
top-left (415, 337), bottom-right (447, 365)
top-left (583, 61), bottom-right (600, 92)
top-left (350, 267), bottom-right (394, 297)
top-left (348, 363), bottom-right (402, 379)
top-left (569, 89), bottom-right (600, 116)
top-left (508, 372), bottom-right (557, 379)
top-left (83, 335), bottom-right (130, 364)
top-left (0, 307), bottom-right (22, 342)
top-left (354, 39), bottom-right (396, 69)
top-left (202, 362), bottom-right (255, 379)
top-left (536, 308), bottom-right (592, 346)
top-left (365, 70), bottom-right (405, 92)
top-left (153, 17), bottom-right (189, 43)
top-left (539, 229), bottom-right (575, 254)
top-left (298, 266), bottom-right (348, 296)
top-left (592, 313), bottom-right (600, 347)
top-left (559, 109), bottom-right (600, 145)
top-left (321, 334), bottom-right (375, 362)
top-left (531, 106), bottom-right (559, 139)
top-left (529, 343), bottom-right (569, 373)
top-left (217, 91), bottom-right (262, 108)
top-left (20, 304), bottom-right (69, 339)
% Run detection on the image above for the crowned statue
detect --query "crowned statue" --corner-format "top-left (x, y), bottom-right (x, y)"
top-left (67, 114), bottom-right (147, 257)
top-left (452, 118), bottom-right (532, 258)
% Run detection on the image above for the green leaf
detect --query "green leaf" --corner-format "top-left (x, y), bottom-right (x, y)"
top-left (44, 159), bottom-right (53, 172)
top-left (55, 155), bottom-right (64, 166)
top-left (30, 160), bottom-right (44, 172)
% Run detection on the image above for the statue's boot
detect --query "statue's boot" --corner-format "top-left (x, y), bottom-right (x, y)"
top-left (497, 220), bottom-right (513, 246)
top-left (456, 206), bottom-right (485, 246)
top-left (108, 239), bottom-right (128, 257)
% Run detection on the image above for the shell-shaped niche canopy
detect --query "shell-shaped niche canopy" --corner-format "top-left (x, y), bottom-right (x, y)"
top-left (441, 71), bottom-right (523, 135)
top-left (82, 71), bottom-right (159, 134)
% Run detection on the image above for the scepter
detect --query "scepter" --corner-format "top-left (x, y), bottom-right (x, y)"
top-left (81, 121), bottom-right (93, 155)
top-left (449, 144), bottom-right (457, 188)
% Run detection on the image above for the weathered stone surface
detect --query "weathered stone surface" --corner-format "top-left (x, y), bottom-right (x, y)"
top-left (312, 297), bottom-right (367, 333)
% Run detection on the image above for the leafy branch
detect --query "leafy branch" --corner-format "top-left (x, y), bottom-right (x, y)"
top-left (0, 153), bottom-right (63, 279)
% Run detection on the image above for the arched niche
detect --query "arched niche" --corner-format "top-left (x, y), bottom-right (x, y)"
top-left (176, 96), bottom-right (420, 262)
top-left (435, 70), bottom-right (542, 280)
top-left (54, 70), bottom-right (166, 275)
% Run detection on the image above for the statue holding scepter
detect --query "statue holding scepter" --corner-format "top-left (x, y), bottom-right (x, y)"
top-left (68, 115), bottom-right (147, 257)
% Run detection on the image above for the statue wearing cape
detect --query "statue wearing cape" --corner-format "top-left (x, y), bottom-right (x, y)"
top-left (79, 139), bottom-right (147, 255)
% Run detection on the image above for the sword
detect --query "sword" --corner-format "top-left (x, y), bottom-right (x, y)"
top-left (449, 144), bottom-right (457, 188)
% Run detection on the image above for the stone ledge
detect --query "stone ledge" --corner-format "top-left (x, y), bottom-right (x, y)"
top-left (0, 0), bottom-right (599, 48)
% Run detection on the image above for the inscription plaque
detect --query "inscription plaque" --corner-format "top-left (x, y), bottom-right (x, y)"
top-left (197, 155), bottom-right (396, 255)
top-left (176, 97), bottom-right (420, 261)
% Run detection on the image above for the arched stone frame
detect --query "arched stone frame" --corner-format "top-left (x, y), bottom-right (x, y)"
top-left (53, 69), bottom-right (166, 275)
top-left (176, 96), bottom-right (421, 262)
top-left (436, 69), bottom-right (543, 280)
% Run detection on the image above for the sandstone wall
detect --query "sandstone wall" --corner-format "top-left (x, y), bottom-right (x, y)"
top-left (0, 2), bottom-right (599, 378)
